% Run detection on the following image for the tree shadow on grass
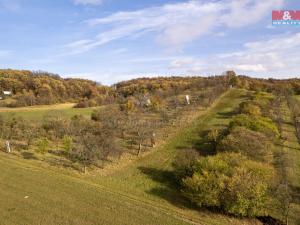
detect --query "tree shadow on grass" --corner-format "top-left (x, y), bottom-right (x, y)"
top-left (217, 110), bottom-right (237, 119)
top-left (283, 121), bottom-right (294, 126)
top-left (21, 152), bottom-right (38, 160)
top-left (276, 143), bottom-right (300, 151)
top-left (138, 166), bottom-right (195, 209)
top-left (192, 130), bottom-right (216, 156)
top-left (48, 149), bottom-right (68, 157)
top-left (291, 185), bottom-right (300, 205)
top-left (44, 157), bottom-right (80, 171)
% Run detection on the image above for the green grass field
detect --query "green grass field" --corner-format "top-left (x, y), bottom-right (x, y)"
top-left (0, 89), bottom-right (261, 225)
top-left (269, 97), bottom-right (300, 225)
top-left (0, 103), bottom-right (102, 121)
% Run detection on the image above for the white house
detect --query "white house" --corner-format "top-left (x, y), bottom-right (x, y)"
top-left (3, 91), bottom-right (11, 95)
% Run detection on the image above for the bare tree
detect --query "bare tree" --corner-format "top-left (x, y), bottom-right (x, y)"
top-left (70, 116), bottom-right (118, 173)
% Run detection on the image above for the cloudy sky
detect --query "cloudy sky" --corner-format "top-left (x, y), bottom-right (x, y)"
top-left (0, 0), bottom-right (299, 84)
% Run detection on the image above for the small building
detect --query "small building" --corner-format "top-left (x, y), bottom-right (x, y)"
top-left (3, 91), bottom-right (11, 95)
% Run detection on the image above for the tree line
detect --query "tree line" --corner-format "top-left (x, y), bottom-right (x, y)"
top-left (0, 69), bottom-right (112, 107)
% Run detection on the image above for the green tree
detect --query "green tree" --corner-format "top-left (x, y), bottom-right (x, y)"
top-left (37, 138), bottom-right (49, 154)
top-left (182, 154), bottom-right (230, 208)
top-left (229, 114), bottom-right (280, 138)
top-left (62, 135), bottom-right (73, 154)
top-left (239, 102), bottom-right (261, 116)
top-left (182, 153), bottom-right (274, 217)
top-left (223, 161), bottom-right (274, 217)
top-left (219, 127), bottom-right (273, 162)
top-left (207, 129), bottom-right (221, 152)
top-left (172, 149), bottom-right (199, 182)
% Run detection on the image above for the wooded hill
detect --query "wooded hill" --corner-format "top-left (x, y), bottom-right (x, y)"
top-left (1, 68), bottom-right (300, 109)
top-left (0, 69), bottom-right (111, 107)
top-left (1, 69), bottom-right (300, 224)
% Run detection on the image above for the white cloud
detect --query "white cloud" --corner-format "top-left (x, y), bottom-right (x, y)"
top-left (244, 33), bottom-right (300, 53)
top-left (66, 0), bottom-right (283, 54)
top-left (168, 32), bottom-right (300, 77)
top-left (169, 58), bottom-right (198, 69)
top-left (228, 64), bottom-right (267, 72)
top-left (72, 0), bottom-right (103, 6)
top-left (221, 0), bottom-right (283, 28)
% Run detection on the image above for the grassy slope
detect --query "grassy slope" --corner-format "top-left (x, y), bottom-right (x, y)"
top-left (0, 103), bottom-right (102, 121)
top-left (272, 99), bottom-right (300, 225)
top-left (0, 89), bottom-right (259, 225)
top-left (280, 97), bottom-right (300, 224)
top-left (90, 88), bottom-right (259, 225)
top-left (0, 156), bottom-right (193, 225)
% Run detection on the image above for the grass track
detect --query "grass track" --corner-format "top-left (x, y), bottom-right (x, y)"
top-left (280, 98), bottom-right (300, 224)
top-left (0, 103), bottom-right (102, 121)
top-left (0, 89), bottom-right (259, 225)
top-left (271, 98), bottom-right (300, 225)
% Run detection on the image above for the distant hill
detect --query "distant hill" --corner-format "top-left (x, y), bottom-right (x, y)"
top-left (1, 69), bottom-right (300, 108)
top-left (0, 69), bottom-right (111, 107)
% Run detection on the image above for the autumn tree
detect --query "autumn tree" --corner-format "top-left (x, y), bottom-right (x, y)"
top-left (42, 112), bottom-right (69, 150)
top-left (219, 127), bottom-right (273, 162)
top-left (69, 115), bottom-right (118, 173)
top-left (206, 129), bottom-right (221, 152)
top-left (126, 116), bottom-right (156, 156)
top-left (182, 153), bottom-right (274, 217)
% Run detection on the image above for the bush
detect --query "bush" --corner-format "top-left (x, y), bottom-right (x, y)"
top-left (172, 149), bottom-right (199, 182)
top-left (218, 127), bottom-right (273, 162)
top-left (223, 160), bottom-right (274, 217)
top-left (229, 114), bottom-right (279, 138)
top-left (124, 99), bottom-right (137, 112)
top-left (36, 138), bottom-right (49, 154)
top-left (182, 153), bottom-right (231, 208)
top-left (62, 135), bottom-right (73, 153)
top-left (74, 100), bottom-right (89, 108)
top-left (239, 102), bottom-right (261, 116)
top-left (182, 153), bottom-right (274, 217)
top-left (74, 98), bottom-right (100, 108)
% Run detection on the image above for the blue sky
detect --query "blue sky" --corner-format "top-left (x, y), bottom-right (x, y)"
top-left (0, 0), bottom-right (300, 84)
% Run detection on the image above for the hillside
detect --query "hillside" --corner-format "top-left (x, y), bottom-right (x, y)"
top-left (0, 89), bottom-right (259, 225)
top-left (1, 71), bottom-right (300, 224)
top-left (0, 69), bottom-right (111, 107)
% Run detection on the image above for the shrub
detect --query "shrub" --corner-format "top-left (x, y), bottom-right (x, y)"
top-left (172, 149), bottom-right (199, 182)
top-left (223, 161), bottom-right (274, 217)
top-left (37, 138), bottom-right (49, 154)
top-left (119, 98), bottom-right (137, 112)
top-left (74, 100), bottom-right (89, 108)
top-left (239, 102), bottom-right (261, 116)
top-left (218, 127), bottom-right (273, 162)
top-left (182, 153), bottom-right (232, 208)
top-left (229, 114), bottom-right (279, 138)
top-left (182, 153), bottom-right (274, 217)
top-left (62, 135), bottom-right (73, 153)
